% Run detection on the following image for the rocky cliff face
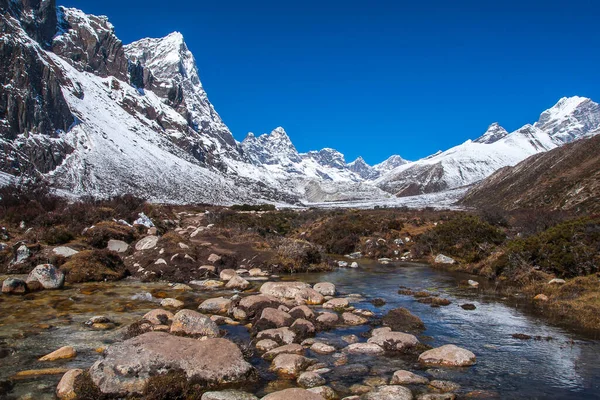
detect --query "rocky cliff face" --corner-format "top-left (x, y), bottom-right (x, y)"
top-left (125, 32), bottom-right (244, 168)
top-left (0, 1), bottom-right (75, 175)
top-left (52, 7), bottom-right (128, 81)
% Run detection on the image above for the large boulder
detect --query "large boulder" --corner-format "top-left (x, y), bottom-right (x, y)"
top-left (26, 264), bottom-right (65, 289)
top-left (418, 344), bottom-right (476, 367)
top-left (261, 388), bottom-right (325, 400)
top-left (89, 332), bottom-right (256, 395)
top-left (368, 332), bottom-right (419, 352)
top-left (170, 309), bottom-right (219, 337)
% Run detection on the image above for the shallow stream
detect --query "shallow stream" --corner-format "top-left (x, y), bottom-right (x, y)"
top-left (1, 262), bottom-right (599, 399)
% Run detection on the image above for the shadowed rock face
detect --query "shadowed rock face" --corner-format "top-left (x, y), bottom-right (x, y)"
top-left (2, 0), bottom-right (58, 47)
top-left (0, 3), bottom-right (75, 174)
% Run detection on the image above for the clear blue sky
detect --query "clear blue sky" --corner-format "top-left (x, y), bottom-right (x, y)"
top-left (60, 0), bottom-right (600, 164)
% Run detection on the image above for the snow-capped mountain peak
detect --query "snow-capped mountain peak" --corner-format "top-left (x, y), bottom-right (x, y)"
top-left (534, 96), bottom-right (600, 144)
top-left (304, 148), bottom-right (347, 170)
top-left (348, 156), bottom-right (379, 179)
top-left (474, 122), bottom-right (509, 144)
top-left (373, 155), bottom-right (410, 172)
top-left (241, 127), bottom-right (301, 165)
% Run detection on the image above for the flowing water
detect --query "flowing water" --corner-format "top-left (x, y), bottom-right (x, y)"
top-left (1, 262), bottom-right (599, 399)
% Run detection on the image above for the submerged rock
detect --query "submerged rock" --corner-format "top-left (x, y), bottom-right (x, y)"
top-left (382, 308), bottom-right (425, 333)
top-left (298, 371), bottom-right (326, 388)
top-left (202, 390), bottom-right (258, 400)
top-left (89, 332), bottom-right (256, 395)
top-left (390, 370), bottom-right (429, 385)
top-left (39, 346), bottom-right (77, 361)
top-left (368, 331), bottom-right (419, 351)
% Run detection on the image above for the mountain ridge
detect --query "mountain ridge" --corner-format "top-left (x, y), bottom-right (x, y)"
top-left (0, 1), bottom-right (599, 206)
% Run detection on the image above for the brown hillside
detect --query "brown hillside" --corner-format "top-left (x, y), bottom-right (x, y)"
top-left (461, 133), bottom-right (600, 213)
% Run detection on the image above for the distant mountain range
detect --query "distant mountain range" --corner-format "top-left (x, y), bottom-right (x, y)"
top-left (1, 0), bottom-right (599, 206)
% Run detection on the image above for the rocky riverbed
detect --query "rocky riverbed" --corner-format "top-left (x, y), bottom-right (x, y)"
top-left (1, 261), bottom-right (599, 399)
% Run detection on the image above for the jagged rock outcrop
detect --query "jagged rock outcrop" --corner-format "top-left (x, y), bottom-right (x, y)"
top-left (52, 7), bottom-right (128, 81)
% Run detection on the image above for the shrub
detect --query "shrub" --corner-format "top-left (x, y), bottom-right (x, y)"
top-left (83, 221), bottom-right (137, 248)
top-left (308, 211), bottom-right (404, 254)
top-left (415, 214), bottom-right (505, 263)
top-left (276, 238), bottom-right (323, 268)
top-left (497, 217), bottom-right (600, 279)
top-left (230, 204), bottom-right (276, 212)
top-left (41, 225), bottom-right (75, 245)
top-left (0, 180), bottom-right (63, 224)
top-left (60, 249), bottom-right (128, 283)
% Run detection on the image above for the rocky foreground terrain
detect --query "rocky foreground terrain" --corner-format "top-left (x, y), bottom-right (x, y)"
top-left (0, 189), bottom-right (598, 398)
top-left (1, 205), bottom-right (481, 399)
